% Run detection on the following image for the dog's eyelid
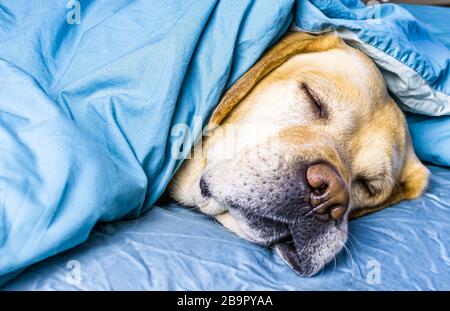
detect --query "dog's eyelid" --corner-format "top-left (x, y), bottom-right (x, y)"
top-left (354, 176), bottom-right (378, 196)
top-left (299, 82), bottom-right (328, 119)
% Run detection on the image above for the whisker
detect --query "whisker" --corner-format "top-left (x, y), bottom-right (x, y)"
top-left (297, 244), bottom-right (307, 259)
top-left (336, 227), bottom-right (362, 247)
top-left (342, 242), bottom-right (356, 277)
top-left (304, 205), bottom-right (324, 218)
top-left (347, 230), bottom-right (362, 247)
top-left (336, 227), bottom-right (361, 262)
top-left (319, 262), bottom-right (326, 277)
top-left (346, 235), bottom-right (361, 262)
top-left (171, 205), bottom-right (201, 216)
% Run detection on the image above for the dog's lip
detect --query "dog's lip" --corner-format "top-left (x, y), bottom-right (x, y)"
top-left (275, 241), bottom-right (305, 275)
top-left (275, 226), bottom-right (348, 276)
top-left (199, 176), bottom-right (211, 198)
top-left (275, 241), bottom-right (321, 276)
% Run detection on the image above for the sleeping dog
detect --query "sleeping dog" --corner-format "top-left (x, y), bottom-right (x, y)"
top-left (168, 32), bottom-right (429, 276)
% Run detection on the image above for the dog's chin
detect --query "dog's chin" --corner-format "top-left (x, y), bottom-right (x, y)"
top-left (275, 223), bottom-right (347, 276)
top-left (215, 209), bottom-right (348, 277)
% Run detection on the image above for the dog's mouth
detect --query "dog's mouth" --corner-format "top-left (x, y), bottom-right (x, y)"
top-left (274, 220), bottom-right (348, 276)
top-left (200, 184), bottom-right (348, 276)
top-left (198, 159), bottom-right (350, 276)
top-left (230, 207), bottom-right (348, 276)
top-left (275, 238), bottom-right (345, 276)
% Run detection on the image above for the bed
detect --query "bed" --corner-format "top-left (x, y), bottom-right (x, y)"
top-left (2, 4), bottom-right (450, 290)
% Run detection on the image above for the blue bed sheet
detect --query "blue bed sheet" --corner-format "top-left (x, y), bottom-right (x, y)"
top-left (4, 164), bottom-right (450, 290)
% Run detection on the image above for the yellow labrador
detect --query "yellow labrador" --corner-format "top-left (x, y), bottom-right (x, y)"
top-left (169, 32), bottom-right (429, 276)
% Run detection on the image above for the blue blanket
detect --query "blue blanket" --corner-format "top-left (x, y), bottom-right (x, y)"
top-left (0, 0), bottom-right (292, 284)
top-left (0, 0), bottom-right (449, 286)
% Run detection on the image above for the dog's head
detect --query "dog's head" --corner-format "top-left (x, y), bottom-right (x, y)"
top-left (172, 32), bottom-right (429, 276)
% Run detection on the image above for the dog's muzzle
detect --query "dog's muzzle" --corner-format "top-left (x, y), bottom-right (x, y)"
top-left (201, 161), bottom-right (350, 276)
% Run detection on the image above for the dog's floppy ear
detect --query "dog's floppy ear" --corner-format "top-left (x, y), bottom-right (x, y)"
top-left (208, 32), bottom-right (342, 127)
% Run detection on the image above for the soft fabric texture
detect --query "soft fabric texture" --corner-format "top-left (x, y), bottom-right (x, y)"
top-left (4, 165), bottom-right (450, 290)
top-left (407, 113), bottom-right (450, 167)
top-left (293, 0), bottom-right (450, 116)
top-left (0, 1), bottom-right (449, 286)
top-left (0, 0), bottom-right (293, 285)
top-left (404, 4), bottom-right (450, 168)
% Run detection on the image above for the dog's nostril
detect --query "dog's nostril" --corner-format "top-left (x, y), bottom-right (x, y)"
top-left (318, 182), bottom-right (328, 189)
top-left (306, 163), bottom-right (349, 221)
top-left (313, 182), bottom-right (328, 195)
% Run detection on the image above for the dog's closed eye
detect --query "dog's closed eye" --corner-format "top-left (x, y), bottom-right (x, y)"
top-left (299, 82), bottom-right (328, 119)
top-left (354, 176), bottom-right (390, 198)
top-left (354, 177), bottom-right (376, 196)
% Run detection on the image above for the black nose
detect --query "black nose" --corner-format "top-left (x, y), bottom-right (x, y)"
top-left (306, 163), bottom-right (349, 221)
